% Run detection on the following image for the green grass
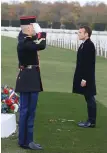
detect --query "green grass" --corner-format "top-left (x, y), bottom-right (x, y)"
top-left (1, 36), bottom-right (107, 153)
top-left (1, 36), bottom-right (107, 106)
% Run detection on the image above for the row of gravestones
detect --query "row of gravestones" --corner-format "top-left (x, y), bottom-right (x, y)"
top-left (1, 20), bottom-right (107, 31)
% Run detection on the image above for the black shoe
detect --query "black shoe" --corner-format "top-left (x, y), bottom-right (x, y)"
top-left (19, 145), bottom-right (29, 149)
top-left (78, 121), bottom-right (96, 128)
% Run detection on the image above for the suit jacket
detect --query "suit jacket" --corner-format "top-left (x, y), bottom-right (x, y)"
top-left (72, 38), bottom-right (96, 96)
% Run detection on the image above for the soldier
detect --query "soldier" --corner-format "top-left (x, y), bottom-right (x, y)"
top-left (72, 26), bottom-right (97, 128)
top-left (15, 16), bottom-right (46, 150)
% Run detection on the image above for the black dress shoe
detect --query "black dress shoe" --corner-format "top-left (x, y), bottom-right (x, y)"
top-left (19, 145), bottom-right (29, 149)
top-left (78, 121), bottom-right (96, 128)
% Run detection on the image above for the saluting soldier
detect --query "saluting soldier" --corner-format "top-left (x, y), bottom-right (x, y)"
top-left (72, 26), bottom-right (97, 128)
top-left (15, 16), bottom-right (46, 150)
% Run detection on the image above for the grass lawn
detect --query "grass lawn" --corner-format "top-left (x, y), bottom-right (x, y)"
top-left (1, 36), bottom-right (107, 153)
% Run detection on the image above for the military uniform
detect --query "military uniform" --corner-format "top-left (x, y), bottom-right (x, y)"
top-left (15, 16), bottom-right (46, 149)
top-left (15, 33), bottom-right (45, 92)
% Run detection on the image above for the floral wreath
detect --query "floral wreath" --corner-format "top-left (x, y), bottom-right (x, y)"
top-left (1, 85), bottom-right (20, 113)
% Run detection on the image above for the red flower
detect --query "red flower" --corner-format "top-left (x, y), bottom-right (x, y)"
top-left (14, 96), bottom-right (19, 103)
top-left (3, 89), bottom-right (9, 94)
top-left (10, 105), bottom-right (15, 110)
top-left (5, 99), bottom-right (12, 106)
top-left (14, 98), bottom-right (18, 104)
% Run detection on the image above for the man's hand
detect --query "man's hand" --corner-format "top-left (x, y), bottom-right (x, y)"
top-left (81, 79), bottom-right (86, 87)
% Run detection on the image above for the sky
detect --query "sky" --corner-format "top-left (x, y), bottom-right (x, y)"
top-left (1, 0), bottom-right (107, 6)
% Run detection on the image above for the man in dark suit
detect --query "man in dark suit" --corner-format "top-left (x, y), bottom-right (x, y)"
top-left (15, 16), bottom-right (46, 150)
top-left (72, 26), bottom-right (97, 128)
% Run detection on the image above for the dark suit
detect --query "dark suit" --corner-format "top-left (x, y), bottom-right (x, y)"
top-left (15, 31), bottom-right (46, 146)
top-left (72, 38), bottom-right (97, 124)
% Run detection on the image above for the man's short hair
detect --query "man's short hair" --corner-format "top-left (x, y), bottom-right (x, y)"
top-left (79, 25), bottom-right (92, 37)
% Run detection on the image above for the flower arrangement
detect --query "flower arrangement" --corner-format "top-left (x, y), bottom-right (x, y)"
top-left (1, 85), bottom-right (20, 113)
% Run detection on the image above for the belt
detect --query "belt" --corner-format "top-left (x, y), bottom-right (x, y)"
top-left (20, 65), bottom-right (39, 69)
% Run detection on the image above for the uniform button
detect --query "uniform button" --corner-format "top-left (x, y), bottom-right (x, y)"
top-left (19, 77), bottom-right (20, 79)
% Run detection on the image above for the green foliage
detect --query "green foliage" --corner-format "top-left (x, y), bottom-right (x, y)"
top-left (1, 1), bottom-right (107, 29)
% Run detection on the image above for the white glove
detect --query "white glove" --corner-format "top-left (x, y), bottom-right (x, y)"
top-left (33, 23), bottom-right (42, 33)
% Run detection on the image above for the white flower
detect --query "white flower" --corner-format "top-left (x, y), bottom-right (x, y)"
top-left (13, 104), bottom-right (19, 113)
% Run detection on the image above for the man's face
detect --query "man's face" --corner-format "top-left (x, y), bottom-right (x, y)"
top-left (28, 24), bottom-right (35, 36)
top-left (78, 28), bottom-right (88, 40)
